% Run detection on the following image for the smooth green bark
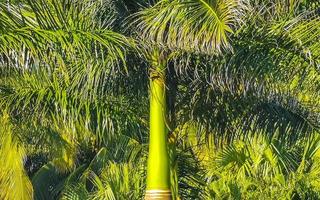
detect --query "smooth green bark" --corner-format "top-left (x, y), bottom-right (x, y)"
top-left (146, 56), bottom-right (170, 191)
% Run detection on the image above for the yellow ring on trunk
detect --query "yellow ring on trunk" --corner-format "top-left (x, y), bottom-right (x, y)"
top-left (145, 189), bottom-right (172, 200)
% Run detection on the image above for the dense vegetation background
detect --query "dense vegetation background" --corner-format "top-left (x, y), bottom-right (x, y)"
top-left (0, 0), bottom-right (319, 199)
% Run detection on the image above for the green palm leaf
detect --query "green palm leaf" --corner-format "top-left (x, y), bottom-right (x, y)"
top-left (132, 0), bottom-right (248, 53)
top-left (0, 114), bottom-right (33, 200)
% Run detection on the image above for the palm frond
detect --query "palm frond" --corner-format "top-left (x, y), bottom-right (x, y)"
top-left (0, 0), bottom-right (132, 71)
top-left (32, 162), bottom-right (68, 200)
top-left (132, 0), bottom-right (248, 53)
top-left (0, 114), bottom-right (33, 200)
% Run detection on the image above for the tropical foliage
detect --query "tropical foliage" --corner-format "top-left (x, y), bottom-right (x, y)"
top-left (0, 0), bottom-right (319, 199)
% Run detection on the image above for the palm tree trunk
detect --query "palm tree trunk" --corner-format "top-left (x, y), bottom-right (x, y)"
top-left (145, 52), bottom-right (171, 200)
